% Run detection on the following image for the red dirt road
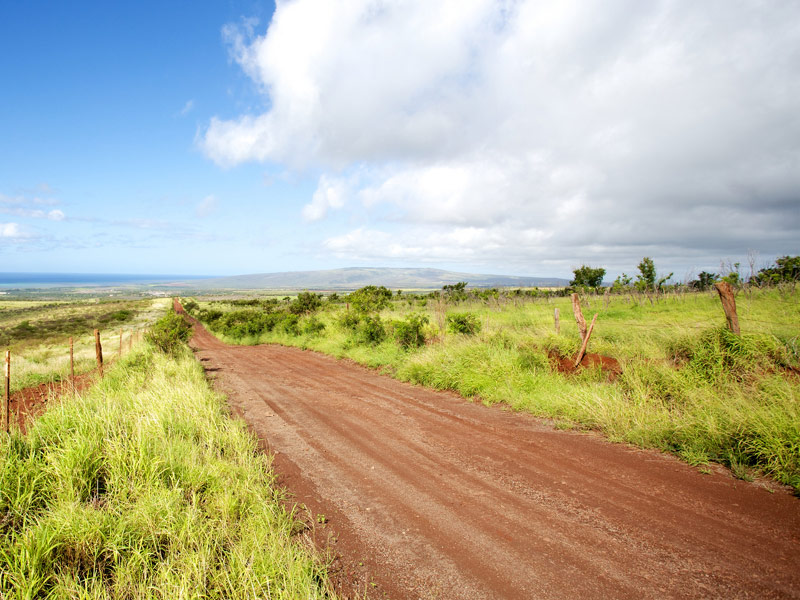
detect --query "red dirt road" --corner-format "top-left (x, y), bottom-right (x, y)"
top-left (186, 314), bottom-right (800, 599)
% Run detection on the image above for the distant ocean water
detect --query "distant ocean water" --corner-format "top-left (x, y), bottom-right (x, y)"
top-left (0, 273), bottom-right (209, 287)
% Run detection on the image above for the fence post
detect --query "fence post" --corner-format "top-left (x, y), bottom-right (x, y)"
top-left (5, 350), bottom-right (10, 433)
top-left (574, 313), bottom-right (598, 368)
top-left (95, 329), bottom-right (104, 377)
top-left (554, 307), bottom-right (560, 334)
top-left (714, 281), bottom-right (740, 335)
top-left (571, 293), bottom-right (587, 341)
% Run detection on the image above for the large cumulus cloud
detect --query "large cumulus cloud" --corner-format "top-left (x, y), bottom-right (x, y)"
top-left (202, 0), bottom-right (800, 276)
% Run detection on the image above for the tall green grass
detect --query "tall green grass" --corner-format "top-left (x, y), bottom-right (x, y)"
top-left (0, 344), bottom-right (332, 599)
top-left (190, 289), bottom-right (800, 492)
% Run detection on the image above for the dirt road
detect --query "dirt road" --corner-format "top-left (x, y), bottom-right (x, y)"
top-left (186, 311), bottom-right (800, 599)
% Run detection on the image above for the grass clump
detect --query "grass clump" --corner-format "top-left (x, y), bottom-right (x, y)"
top-left (0, 344), bottom-right (332, 599)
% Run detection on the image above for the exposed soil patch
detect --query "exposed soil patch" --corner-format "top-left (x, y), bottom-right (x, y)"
top-left (8, 372), bottom-right (97, 433)
top-left (185, 306), bottom-right (800, 600)
top-left (549, 349), bottom-right (623, 380)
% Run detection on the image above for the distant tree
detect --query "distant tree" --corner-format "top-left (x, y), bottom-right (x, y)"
top-left (635, 257), bottom-right (673, 291)
top-left (689, 271), bottom-right (717, 291)
top-left (636, 257), bottom-right (657, 289)
top-left (753, 255), bottom-right (800, 285)
top-left (570, 265), bottom-right (606, 288)
top-left (611, 273), bottom-right (632, 292)
top-left (442, 281), bottom-right (468, 301)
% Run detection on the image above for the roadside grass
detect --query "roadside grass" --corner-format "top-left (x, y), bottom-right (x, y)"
top-left (0, 341), bottom-right (332, 599)
top-left (188, 289), bottom-right (800, 492)
top-left (3, 298), bottom-right (170, 393)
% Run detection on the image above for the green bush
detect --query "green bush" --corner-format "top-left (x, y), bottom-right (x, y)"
top-left (302, 316), bottom-right (326, 336)
top-left (446, 312), bottom-right (481, 335)
top-left (337, 311), bottom-right (361, 331)
top-left (145, 311), bottom-right (192, 355)
top-left (358, 315), bottom-right (386, 345)
top-left (393, 314), bottom-right (429, 349)
top-left (289, 292), bottom-right (323, 315)
top-left (347, 285), bottom-right (393, 313)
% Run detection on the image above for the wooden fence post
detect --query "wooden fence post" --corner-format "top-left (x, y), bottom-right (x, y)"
top-left (95, 329), bottom-right (104, 377)
top-left (571, 293), bottom-right (587, 341)
top-left (714, 282), bottom-right (740, 335)
top-left (5, 350), bottom-right (9, 433)
top-left (554, 308), bottom-right (560, 334)
top-left (574, 314), bottom-right (598, 368)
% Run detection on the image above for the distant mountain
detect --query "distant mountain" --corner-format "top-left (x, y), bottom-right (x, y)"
top-left (176, 267), bottom-right (568, 291)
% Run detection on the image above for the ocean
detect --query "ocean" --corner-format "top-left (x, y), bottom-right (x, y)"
top-left (0, 273), bottom-right (209, 287)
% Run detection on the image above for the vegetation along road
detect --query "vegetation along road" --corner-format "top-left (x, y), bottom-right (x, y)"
top-left (184, 303), bottom-right (800, 600)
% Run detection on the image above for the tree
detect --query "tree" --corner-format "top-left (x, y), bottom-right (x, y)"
top-left (442, 281), bottom-right (468, 300)
top-left (611, 273), bottom-right (632, 292)
top-left (689, 271), bottom-right (717, 291)
top-left (753, 255), bottom-right (800, 285)
top-left (635, 257), bottom-right (673, 291)
top-left (570, 265), bottom-right (606, 288)
top-left (636, 257), bottom-right (656, 289)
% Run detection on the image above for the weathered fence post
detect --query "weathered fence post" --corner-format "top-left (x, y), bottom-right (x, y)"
top-left (574, 314), bottom-right (598, 368)
top-left (554, 308), bottom-right (560, 334)
top-left (94, 329), bottom-right (104, 377)
top-left (714, 281), bottom-right (740, 335)
top-left (5, 350), bottom-right (10, 433)
top-left (571, 293), bottom-right (587, 341)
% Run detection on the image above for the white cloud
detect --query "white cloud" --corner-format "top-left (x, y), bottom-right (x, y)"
top-left (196, 195), bottom-right (217, 218)
top-left (0, 223), bottom-right (22, 238)
top-left (303, 175), bottom-right (346, 221)
top-left (0, 193), bottom-right (66, 220)
top-left (203, 0), bottom-right (800, 274)
top-left (179, 99), bottom-right (195, 117)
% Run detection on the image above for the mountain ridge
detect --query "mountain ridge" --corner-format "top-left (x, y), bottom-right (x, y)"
top-left (175, 267), bottom-right (568, 291)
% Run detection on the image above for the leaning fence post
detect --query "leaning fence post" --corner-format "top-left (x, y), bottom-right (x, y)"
top-left (571, 293), bottom-right (587, 341)
top-left (5, 350), bottom-right (10, 433)
top-left (95, 329), bottom-right (104, 377)
top-left (714, 281), bottom-right (740, 335)
top-left (554, 307), bottom-right (560, 334)
top-left (574, 313), bottom-right (598, 368)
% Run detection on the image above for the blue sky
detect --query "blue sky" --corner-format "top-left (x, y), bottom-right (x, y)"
top-left (2, 1), bottom-right (798, 280)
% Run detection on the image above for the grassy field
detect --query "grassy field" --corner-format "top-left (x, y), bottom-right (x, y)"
top-left (0, 326), bottom-right (333, 599)
top-left (1, 298), bottom-right (171, 393)
top-left (187, 287), bottom-right (800, 492)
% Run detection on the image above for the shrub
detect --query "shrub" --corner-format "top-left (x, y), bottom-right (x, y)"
top-left (290, 292), bottom-right (323, 315)
top-left (145, 311), bottom-right (192, 355)
top-left (337, 312), bottom-right (361, 331)
top-left (347, 286), bottom-right (393, 313)
top-left (181, 300), bottom-right (199, 313)
top-left (302, 316), bottom-right (326, 336)
top-left (358, 315), bottom-right (386, 345)
top-left (393, 314), bottom-right (429, 349)
top-left (446, 312), bottom-right (481, 335)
